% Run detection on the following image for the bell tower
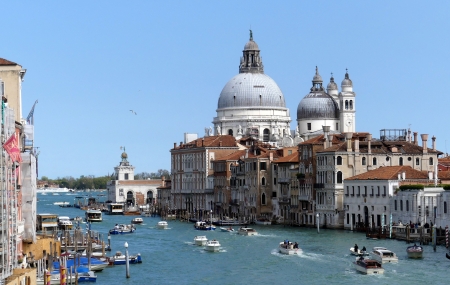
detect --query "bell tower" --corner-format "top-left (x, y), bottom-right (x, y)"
top-left (339, 69), bottom-right (356, 133)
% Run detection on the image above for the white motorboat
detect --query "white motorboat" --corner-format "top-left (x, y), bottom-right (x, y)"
top-left (57, 216), bottom-right (73, 230)
top-left (353, 257), bottom-right (384, 274)
top-left (279, 242), bottom-right (300, 255)
top-left (238, 227), bottom-right (258, 236)
top-left (157, 221), bottom-right (168, 229)
top-left (371, 247), bottom-right (398, 263)
top-left (109, 224), bottom-right (136, 234)
top-left (131, 217), bottom-right (144, 225)
top-left (37, 187), bottom-right (70, 193)
top-left (194, 235), bottom-right (208, 246)
top-left (406, 244), bottom-right (423, 259)
top-left (220, 227), bottom-right (235, 232)
top-left (205, 240), bottom-right (221, 252)
top-left (194, 221), bottom-right (216, 231)
top-left (349, 247), bottom-right (369, 256)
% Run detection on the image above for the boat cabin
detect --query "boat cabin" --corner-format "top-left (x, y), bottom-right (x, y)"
top-left (108, 203), bottom-right (124, 215)
top-left (85, 209), bottom-right (103, 222)
top-left (37, 213), bottom-right (59, 232)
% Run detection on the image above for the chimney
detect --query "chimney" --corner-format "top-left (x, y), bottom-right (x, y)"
top-left (346, 132), bottom-right (353, 152)
top-left (354, 137), bottom-right (359, 153)
top-left (202, 139), bottom-right (204, 147)
top-left (322, 126), bottom-right (330, 148)
top-left (367, 134), bottom-right (372, 154)
top-left (245, 149), bottom-right (249, 158)
top-left (174, 142), bottom-right (177, 148)
top-left (432, 136), bottom-right (436, 151)
top-left (421, 134), bottom-right (428, 153)
top-left (219, 140), bottom-right (222, 147)
top-left (413, 132), bottom-right (418, 145)
top-left (269, 152), bottom-right (273, 161)
top-left (398, 173), bottom-right (401, 180)
top-left (428, 171), bottom-right (433, 180)
top-left (408, 129), bottom-right (411, 143)
top-left (328, 135), bottom-right (333, 147)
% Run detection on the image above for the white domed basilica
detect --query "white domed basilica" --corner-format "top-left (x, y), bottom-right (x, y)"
top-left (212, 31), bottom-right (293, 145)
top-left (211, 31), bottom-right (357, 145)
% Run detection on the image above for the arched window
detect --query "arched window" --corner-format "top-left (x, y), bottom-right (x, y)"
top-left (400, 200), bottom-right (403, 211)
top-left (445, 201), bottom-right (447, 214)
top-left (263, 128), bottom-right (270, 142)
top-left (261, 193), bottom-right (266, 205)
top-left (349, 100), bottom-right (353, 110)
top-left (337, 171), bottom-right (343, 183)
top-left (337, 156), bottom-right (342, 165)
top-left (399, 157), bottom-right (403, 166)
top-left (345, 100), bottom-right (349, 110)
top-left (261, 177), bottom-right (266, 186)
top-left (228, 129), bottom-right (233, 136)
top-left (406, 200), bottom-right (409, 211)
top-left (373, 157), bottom-right (377, 165)
top-left (429, 157), bottom-right (434, 165)
top-left (362, 157), bottom-right (366, 165)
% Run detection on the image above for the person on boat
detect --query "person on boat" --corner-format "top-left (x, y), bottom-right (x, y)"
top-left (362, 246), bottom-right (366, 252)
top-left (293, 242), bottom-right (298, 249)
top-left (354, 244), bottom-right (358, 253)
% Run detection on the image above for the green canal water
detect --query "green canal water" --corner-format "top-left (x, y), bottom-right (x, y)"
top-left (38, 192), bottom-right (449, 285)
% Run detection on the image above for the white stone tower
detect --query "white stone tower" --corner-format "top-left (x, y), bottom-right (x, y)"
top-left (339, 69), bottom-right (356, 133)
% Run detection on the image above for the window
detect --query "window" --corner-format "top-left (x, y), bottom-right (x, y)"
top-left (362, 157), bottom-right (366, 165)
top-left (406, 200), bottom-right (409, 211)
top-left (429, 157), bottom-right (434, 165)
top-left (336, 123), bottom-right (339, 130)
top-left (261, 177), bottom-right (266, 185)
top-left (260, 162), bottom-right (267, 170)
top-left (383, 186), bottom-right (386, 196)
top-left (125, 173), bottom-right (129, 180)
top-left (445, 202), bottom-right (447, 214)
top-left (349, 100), bottom-right (353, 110)
top-left (228, 129), bottom-right (233, 136)
top-left (352, 186), bottom-right (355, 196)
top-left (416, 158), bottom-right (420, 165)
top-left (345, 100), bottom-right (349, 110)
top-left (357, 186), bottom-right (360, 196)
top-left (399, 157), bottom-right (403, 166)
top-left (263, 128), bottom-right (270, 142)
top-left (336, 156), bottom-right (342, 165)
top-left (337, 171), bottom-right (343, 183)
top-left (274, 178), bottom-right (277, 185)
top-left (394, 200), bottom-right (397, 211)
top-left (346, 186), bottom-right (349, 195)
top-left (261, 193), bottom-right (266, 205)
top-left (400, 200), bottom-right (403, 211)
top-left (373, 157), bottom-right (377, 165)
top-left (307, 123), bottom-right (311, 130)
top-left (364, 186), bottom-right (367, 196)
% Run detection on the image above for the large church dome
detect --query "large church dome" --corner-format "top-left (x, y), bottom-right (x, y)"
top-left (217, 73), bottom-right (286, 109)
top-left (297, 67), bottom-right (339, 120)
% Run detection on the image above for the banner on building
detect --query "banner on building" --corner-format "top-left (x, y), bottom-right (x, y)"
top-left (3, 133), bottom-right (22, 163)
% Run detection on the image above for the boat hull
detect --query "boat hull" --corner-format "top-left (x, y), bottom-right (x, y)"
top-left (353, 263), bottom-right (384, 275)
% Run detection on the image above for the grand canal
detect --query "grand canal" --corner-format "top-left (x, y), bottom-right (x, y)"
top-left (38, 192), bottom-right (449, 285)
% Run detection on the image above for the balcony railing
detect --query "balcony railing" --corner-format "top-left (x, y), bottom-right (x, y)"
top-left (314, 183), bottom-right (325, 189)
top-left (298, 195), bottom-right (310, 201)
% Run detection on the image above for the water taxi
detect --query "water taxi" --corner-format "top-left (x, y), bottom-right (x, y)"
top-left (238, 227), bottom-right (258, 236)
top-left (371, 247), bottom-right (398, 263)
top-left (194, 235), bottom-right (208, 246)
top-left (353, 257), bottom-right (384, 274)
top-left (85, 209), bottom-right (103, 222)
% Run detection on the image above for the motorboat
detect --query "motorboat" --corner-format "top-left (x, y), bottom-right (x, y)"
top-left (255, 217), bottom-right (271, 225)
top-left (109, 224), bottom-right (136, 235)
top-left (194, 235), bottom-right (208, 246)
top-left (238, 227), bottom-right (258, 236)
top-left (349, 247), bottom-right (369, 256)
top-left (77, 270), bottom-right (98, 282)
top-left (353, 257), bottom-right (384, 274)
top-left (205, 240), bottom-right (221, 252)
top-left (406, 244), bottom-right (423, 259)
top-left (157, 221), bottom-right (168, 229)
top-left (131, 217), bottom-right (144, 225)
top-left (194, 221), bottom-right (216, 231)
top-left (212, 219), bottom-right (247, 226)
top-left (58, 216), bottom-right (73, 230)
top-left (371, 247), bottom-right (398, 263)
top-left (279, 241), bottom-right (300, 255)
top-left (85, 209), bottom-right (102, 222)
top-left (108, 251), bottom-right (142, 265)
top-left (220, 227), bottom-right (235, 232)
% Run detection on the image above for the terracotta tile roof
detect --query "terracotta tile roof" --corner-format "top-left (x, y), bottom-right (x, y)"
top-left (0, 58), bottom-right (18, 65)
top-left (273, 152), bottom-right (299, 163)
top-left (216, 150), bottom-right (247, 161)
top-left (438, 157), bottom-right (450, 167)
top-left (174, 135), bottom-right (237, 149)
top-left (318, 139), bottom-right (442, 155)
top-left (438, 171), bottom-right (450, 180)
top-left (345, 166), bottom-right (429, 181)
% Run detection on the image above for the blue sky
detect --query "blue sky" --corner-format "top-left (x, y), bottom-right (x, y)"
top-left (2, 1), bottom-right (449, 179)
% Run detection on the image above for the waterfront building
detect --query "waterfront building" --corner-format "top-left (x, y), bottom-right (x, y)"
top-left (271, 150), bottom-right (299, 225)
top-left (344, 165), bottom-right (433, 230)
top-left (157, 178), bottom-right (172, 216)
top-left (0, 57), bottom-right (38, 283)
top-left (170, 135), bottom-right (239, 218)
top-left (106, 150), bottom-right (161, 207)
top-left (315, 129), bottom-right (442, 229)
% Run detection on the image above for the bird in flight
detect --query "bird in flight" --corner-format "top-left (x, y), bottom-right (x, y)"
top-left (130, 110), bottom-right (137, 115)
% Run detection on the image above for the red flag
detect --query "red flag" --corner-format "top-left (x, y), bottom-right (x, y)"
top-left (3, 134), bottom-right (22, 163)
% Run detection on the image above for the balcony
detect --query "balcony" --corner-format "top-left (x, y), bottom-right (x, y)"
top-left (278, 178), bottom-right (290, 184)
top-left (278, 197), bottom-right (290, 204)
top-left (314, 183), bottom-right (324, 189)
top-left (298, 195), bottom-right (310, 201)
top-left (230, 199), bottom-right (239, 205)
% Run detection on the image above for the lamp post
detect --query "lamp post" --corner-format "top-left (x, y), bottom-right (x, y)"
top-left (210, 209), bottom-right (213, 230)
top-left (316, 213), bottom-right (320, 233)
top-left (124, 242), bottom-right (130, 278)
top-left (107, 233), bottom-right (111, 251)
